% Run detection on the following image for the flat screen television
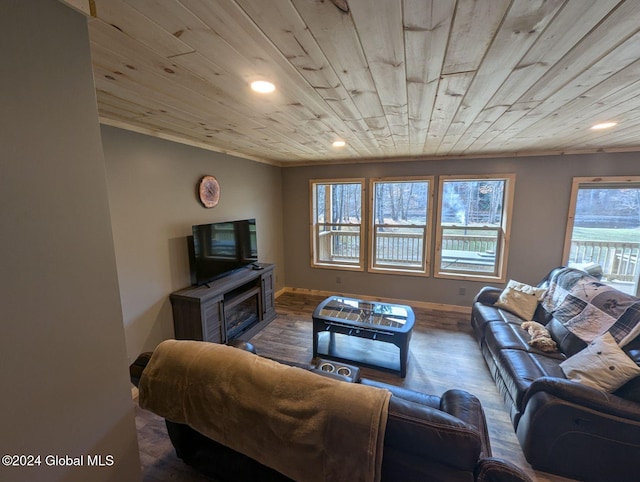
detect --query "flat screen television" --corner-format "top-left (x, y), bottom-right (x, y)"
top-left (188, 218), bottom-right (258, 286)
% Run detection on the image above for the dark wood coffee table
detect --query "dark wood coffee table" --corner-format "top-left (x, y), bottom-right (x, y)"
top-left (312, 296), bottom-right (415, 377)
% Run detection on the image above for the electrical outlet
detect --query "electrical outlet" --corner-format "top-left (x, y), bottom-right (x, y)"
top-left (458, 287), bottom-right (466, 296)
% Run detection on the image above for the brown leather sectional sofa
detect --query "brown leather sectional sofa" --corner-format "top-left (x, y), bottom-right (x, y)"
top-left (472, 266), bottom-right (640, 481)
top-left (131, 343), bottom-right (531, 482)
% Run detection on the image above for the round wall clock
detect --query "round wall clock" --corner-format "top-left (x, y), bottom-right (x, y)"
top-left (198, 175), bottom-right (220, 208)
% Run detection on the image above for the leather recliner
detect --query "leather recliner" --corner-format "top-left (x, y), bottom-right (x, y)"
top-left (131, 343), bottom-right (532, 482)
top-left (471, 266), bottom-right (640, 481)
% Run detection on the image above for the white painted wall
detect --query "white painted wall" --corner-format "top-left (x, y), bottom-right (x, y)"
top-left (0, 2), bottom-right (140, 481)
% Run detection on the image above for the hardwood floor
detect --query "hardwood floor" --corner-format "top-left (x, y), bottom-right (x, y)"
top-left (135, 291), bottom-right (576, 482)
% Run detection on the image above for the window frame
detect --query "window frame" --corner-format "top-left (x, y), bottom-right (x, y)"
top-left (367, 176), bottom-right (434, 276)
top-left (562, 176), bottom-right (640, 296)
top-left (434, 173), bottom-right (515, 282)
top-left (309, 178), bottom-right (366, 271)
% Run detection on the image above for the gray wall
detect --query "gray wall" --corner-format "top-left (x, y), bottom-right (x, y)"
top-left (102, 126), bottom-right (285, 362)
top-left (0, 2), bottom-right (140, 481)
top-left (282, 153), bottom-right (639, 306)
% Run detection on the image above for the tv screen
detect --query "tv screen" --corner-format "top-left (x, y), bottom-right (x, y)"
top-left (188, 219), bottom-right (258, 285)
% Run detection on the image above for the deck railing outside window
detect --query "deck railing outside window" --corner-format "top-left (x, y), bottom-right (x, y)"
top-left (441, 233), bottom-right (497, 253)
top-left (315, 229), bottom-right (638, 286)
top-left (372, 226), bottom-right (425, 269)
top-left (319, 228), bottom-right (500, 271)
top-left (568, 240), bottom-right (640, 283)
top-left (317, 225), bottom-right (361, 263)
top-left (439, 227), bottom-right (501, 276)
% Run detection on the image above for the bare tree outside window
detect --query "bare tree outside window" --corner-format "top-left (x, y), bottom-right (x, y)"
top-left (311, 175), bottom-right (513, 281)
top-left (370, 179), bottom-right (432, 274)
top-left (310, 180), bottom-right (364, 270)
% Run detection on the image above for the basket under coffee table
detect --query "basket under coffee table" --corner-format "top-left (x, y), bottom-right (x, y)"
top-left (312, 296), bottom-right (415, 377)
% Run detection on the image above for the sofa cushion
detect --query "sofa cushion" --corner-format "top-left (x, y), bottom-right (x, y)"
top-left (623, 334), bottom-right (640, 365)
top-left (484, 321), bottom-right (565, 360)
top-left (495, 280), bottom-right (547, 321)
top-left (495, 348), bottom-right (566, 409)
top-left (485, 322), bottom-right (531, 355)
top-left (560, 332), bottom-right (640, 392)
top-left (546, 318), bottom-right (587, 356)
top-left (614, 375), bottom-right (640, 403)
top-left (471, 302), bottom-right (521, 341)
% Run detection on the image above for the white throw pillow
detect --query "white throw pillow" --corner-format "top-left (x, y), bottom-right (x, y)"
top-left (560, 332), bottom-right (640, 392)
top-left (494, 280), bottom-right (546, 321)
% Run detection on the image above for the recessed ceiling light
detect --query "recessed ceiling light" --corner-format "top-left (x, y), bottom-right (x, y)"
top-left (332, 140), bottom-right (346, 148)
top-left (250, 80), bottom-right (275, 94)
top-left (591, 122), bottom-right (617, 130)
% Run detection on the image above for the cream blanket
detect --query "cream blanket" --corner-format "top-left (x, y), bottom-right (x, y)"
top-left (139, 340), bottom-right (390, 482)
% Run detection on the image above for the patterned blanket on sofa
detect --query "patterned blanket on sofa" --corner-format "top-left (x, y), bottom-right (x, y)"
top-left (542, 267), bottom-right (640, 347)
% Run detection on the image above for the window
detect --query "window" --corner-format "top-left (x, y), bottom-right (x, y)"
top-left (435, 174), bottom-right (515, 281)
top-left (310, 179), bottom-right (365, 270)
top-left (369, 178), bottom-right (433, 275)
top-left (563, 177), bottom-right (640, 296)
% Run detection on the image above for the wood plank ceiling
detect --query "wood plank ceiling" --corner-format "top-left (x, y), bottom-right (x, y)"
top-left (83, 0), bottom-right (640, 166)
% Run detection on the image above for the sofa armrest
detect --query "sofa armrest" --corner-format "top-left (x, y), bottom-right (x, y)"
top-left (523, 376), bottom-right (640, 421)
top-left (360, 378), bottom-right (441, 407)
top-left (473, 286), bottom-right (503, 305)
top-left (130, 341), bottom-right (258, 388)
top-left (440, 389), bottom-right (492, 457)
top-left (385, 396), bottom-right (483, 471)
top-left (518, 377), bottom-right (640, 481)
top-left (129, 352), bottom-right (153, 388)
top-left (475, 457), bottom-right (533, 482)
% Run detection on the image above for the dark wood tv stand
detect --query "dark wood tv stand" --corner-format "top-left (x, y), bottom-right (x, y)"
top-left (170, 263), bottom-right (276, 344)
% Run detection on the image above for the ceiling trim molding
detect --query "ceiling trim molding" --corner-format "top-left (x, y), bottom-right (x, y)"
top-left (100, 119), bottom-right (640, 169)
top-left (98, 117), bottom-right (284, 167)
top-left (281, 146), bottom-right (640, 167)
top-left (58, 0), bottom-right (94, 17)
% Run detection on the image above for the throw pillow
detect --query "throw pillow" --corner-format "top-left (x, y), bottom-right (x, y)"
top-left (494, 280), bottom-right (547, 321)
top-left (560, 332), bottom-right (640, 392)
